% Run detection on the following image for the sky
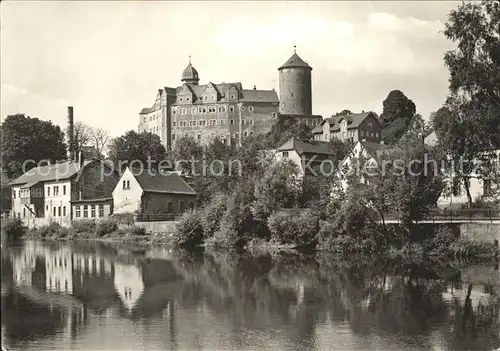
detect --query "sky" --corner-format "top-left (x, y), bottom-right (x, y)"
top-left (1, 1), bottom-right (461, 138)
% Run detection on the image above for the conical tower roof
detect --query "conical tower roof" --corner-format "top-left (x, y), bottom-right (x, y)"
top-left (278, 53), bottom-right (312, 70)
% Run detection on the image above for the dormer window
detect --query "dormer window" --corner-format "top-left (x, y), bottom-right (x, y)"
top-left (180, 98), bottom-right (183, 102)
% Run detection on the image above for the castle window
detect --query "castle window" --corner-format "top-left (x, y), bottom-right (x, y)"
top-left (229, 106), bottom-right (234, 112)
top-left (186, 97), bottom-right (190, 101)
top-left (192, 107), bottom-right (196, 113)
top-left (199, 120), bottom-right (203, 126)
top-left (172, 134), bottom-right (176, 141)
top-left (241, 105), bottom-right (245, 111)
top-left (250, 131), bottom-right (254, 136)
top-left (172, 109), bottom-right (176, 114)
top-left (180, 98), bottom-right (183, 102)
top-left (249, 106), bottom-right (254, 112)
top-left (204, 96), bottom-right (207, 100)
top-left (230, 120), bottom-right (234, 125)
top-left (244, 131), bottom-right (248, 137)
top-left (249, 119), bottom-right (254, 125)
top-left (197, 135), bottom-right (201, 141)
top-left (198, 107), bottom-right (203, 113)
top-left (241, 120), bottom-right (245, 125)
top-left (173, 122), bottom-right (176, 127)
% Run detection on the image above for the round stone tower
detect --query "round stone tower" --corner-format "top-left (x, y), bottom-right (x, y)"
top-left (278, 47), bottom-right (312, 115)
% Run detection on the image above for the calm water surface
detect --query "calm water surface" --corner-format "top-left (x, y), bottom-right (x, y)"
top-left (1, 240), bottom-right (499, 350)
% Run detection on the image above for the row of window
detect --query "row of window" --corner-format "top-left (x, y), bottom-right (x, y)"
top-left (178, 94), bottom-right (238, 104)
top-left (12, 186), bottom-right (66, 199)
top-left (75, 204), bottom-right (105, 218)
top-left (173, 131), bottom-right (254, 143)
top-left (173, 105), bottom-right (256, 115)
top-left (47, 185), bottom-right (67, 197)
top-left (174, 118), bottom-right (255, 128)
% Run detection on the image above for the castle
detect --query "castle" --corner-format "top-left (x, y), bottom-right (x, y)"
top-left (138, 48), bottom-right (323, 150)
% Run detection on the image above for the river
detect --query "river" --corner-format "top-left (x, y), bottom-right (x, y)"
top-left (1, 240), bottom-right (499, 350)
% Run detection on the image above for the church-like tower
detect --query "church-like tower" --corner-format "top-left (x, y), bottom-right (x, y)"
top-left (278, 47), bottom-right (312, 116)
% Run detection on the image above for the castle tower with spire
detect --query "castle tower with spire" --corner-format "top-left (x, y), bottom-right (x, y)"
top-left (278, 45), bottom-right (313, 116)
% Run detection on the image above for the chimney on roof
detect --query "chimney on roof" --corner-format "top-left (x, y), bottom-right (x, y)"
top-left (253, 85), bottom-right (256, 90)
top-left (67, 106), bottom-right (74, 161)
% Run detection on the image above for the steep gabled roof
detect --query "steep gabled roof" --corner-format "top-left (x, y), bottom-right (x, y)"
top-left (359, 141), bottom-right (396, 159)
top-left (329, 112), bottom-right (379, 132)
top-left (131, 169), bottom-right (197, 195)
top-left (241, 89), bottom-right (279, 103)
top-left (277, 138), bottom-right (336, 156)
top-left (312, 118), bottom-right (332, 134)
top-left (11, 160), bottom-right (94, 185)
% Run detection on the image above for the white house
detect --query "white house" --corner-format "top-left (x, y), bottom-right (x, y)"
top-left (10, 157), bottom-right (119, 227)
top-left (275, 137), bottom-right (338, 177)
top-left (113, 166), bottom-right (197, 216)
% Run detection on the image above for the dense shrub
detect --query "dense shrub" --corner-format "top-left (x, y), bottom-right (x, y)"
top-left (111, 212), bottom-right (135, 226)
top-left (316, 220), bottom-right (340, 249)
top-left (72, 219), bottom-right (96, 233)
top-left (131, 225), bottom-right (147, 236)
top-left (208, 196), bottom-right (254, 247)
top-left (200, 194), bottom-right (228, 239)
top-left (37, 222), bottom-right (65, 238)
top-left (267, 208), bottom-right (319, 246)
top-left (174, 209), bottom-right (203, 246)
top-left (1, 217), bottom-right (26, 240)
top-left (96, 220), bottom-right (118, 237)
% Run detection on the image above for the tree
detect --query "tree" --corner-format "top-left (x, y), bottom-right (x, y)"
top-left (379, 90), bottom-right (417, 144)
top-left (265, 117), bottom-right (313, 148)
top-left (435, 0), bottom-right (500, 207)
top-left (333, 109), bottom-right (352, 117)
top-left (73, 121), bottom-right (92, 156)
top-left (1, 114), bottom-right (66, 178)
top-left (108, 131), bottom-right (167, 171)
top-left (89, 127), bottom-right (110, 156)
top-left (399, 113), bottom-right (431, 145)
top-left (172, 135), bottom-right (204, 175)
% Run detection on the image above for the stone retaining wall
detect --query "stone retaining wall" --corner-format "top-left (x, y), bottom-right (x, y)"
top-left (134, 221), bottom-right (178, 234)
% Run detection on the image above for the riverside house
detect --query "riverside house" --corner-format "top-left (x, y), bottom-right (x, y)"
top-left (10, 156), bottom-right (119, 227)
top-left (112, 166), bottom-right (197, 219)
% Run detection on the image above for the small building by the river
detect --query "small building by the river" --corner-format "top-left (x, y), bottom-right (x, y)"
top-left (112, 166), bottom-right (197, 217)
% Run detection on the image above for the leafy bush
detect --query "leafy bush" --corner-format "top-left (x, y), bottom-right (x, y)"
top-left (174, 209), bottom-right (203, 246)
top-left (131, 225), bottom-right (147, 236)
top-left (111, 212), bottom-right (135, 226)
top-left (96, 220), bottom-right (118, 237)
top-left (208, 197), bottom-right (254, 247)
top-left (37, 222), bottom-right (64, 238)
top-left (267, 208), bottom-right (319, 246)
top-left (1, 217), bottom-right (26, 240)
top-left (200, 194), bottom-right (227, 239)
top-left (316, 220), bottom-right (340, 249)
top-left (72, 219), bottom-right (96, 233)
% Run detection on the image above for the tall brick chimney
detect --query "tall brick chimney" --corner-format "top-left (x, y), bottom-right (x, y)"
top-left (67, 106), bottom-right (75, 161)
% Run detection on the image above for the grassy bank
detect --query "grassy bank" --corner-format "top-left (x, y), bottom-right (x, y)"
top-left (20, 220), bottom-right (176, 248)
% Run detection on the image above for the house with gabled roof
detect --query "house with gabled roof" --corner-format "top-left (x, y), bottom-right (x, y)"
top-left (312, 111), bottom-right (382, 143)
top-left (112, 166), bottom-right (197, 217)
top-left (10, 156), bottom-right (119, 226)
top-left (275, 137), bottom-right (338, 177)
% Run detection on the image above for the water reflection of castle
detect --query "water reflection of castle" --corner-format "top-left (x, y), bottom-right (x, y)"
top-left (12, 241), bottom-right (144, 311)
